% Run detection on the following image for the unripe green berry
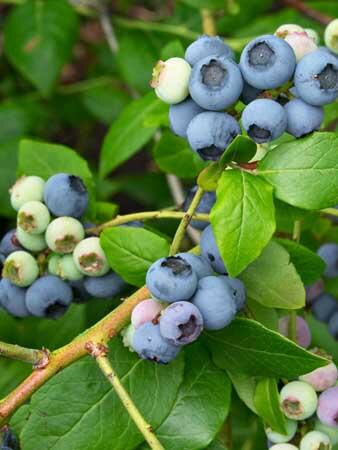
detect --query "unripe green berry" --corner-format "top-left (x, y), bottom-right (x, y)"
top-left (16, 227), bottom-right (47, 252)
top-left (58, 255), bottom-right (83, 281)
top-left (17, 201), bottom-right (50, 234)
top-left (324, 19), bottom-right (338, 54)
top-left (300, 430), bottom-right (332, 450)
top-left (73, 237), bottom-right (109, 277)
top-left (48, 254), bottom-right (62, 275)
top-left (275, 23), bottom-right (304, 38)
top-left (10, 176), bottom-right (45, 211)
top-left (45, 217), bottom-right (85, 254)
top-left (121, 324), bottom-right (136, 352)
top-left (266, 419), bottom-right (298, 444)
top-left (314, 420), bottom-right (338, 445)
top-left (280, 381), bottom-right (318, 421)
top-left (151, 58), bottom-right (191, 104)
top-left (2, 251), bottom-right (39, 287)
top-left (270, 445), bottom-right (299, 450)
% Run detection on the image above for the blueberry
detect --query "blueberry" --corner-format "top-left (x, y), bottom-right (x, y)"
top-left (278, 315), bottom-right (312, 348)
top-left (58, 255), bottom-right (83, 281)
top-left (317, 244), bottom-right (338, 278)
top-left (306, 280), bottom-right (325, 305)
top-left (17, 201), bottom-right (50, 234)
top-left (151, 57), bottom-right (191, 104)
top-left (187, 111), bottom-right (240, 161)
top-left (242, 99), bottom-right (287, 143)
top-left (146, 256), bottom-right (198, 303)
top-left (200, 225), bottom-right (227, 274)
top-left (240, 35), bottom-right (296, 89)
top-left (10, 176), bottom-right (45, 211)
top-left (185, 35), bottom-right (234, 66)
top-left (189, 55), bottom-right (243, 110)
top-left (314, 420), bottom-right (338, 445)
top-left (46, 217), bottom-right (85, 254)
top-left (131, 299), bottom-right (164, 329)
top-left (294, 49), bottom-right (338, 106)
top-left (265, 419), bottom-right (298, 444)
top-left (240, 81), bottom-right (262, 104)
top-left (280, 380), bottom-right (318, 420)
top-left (317, 386), bottom-right (338, 427)
top-left (305, 28), bottom-right (319, 45)
top-left (328, 311), bottom-right (338, 339)
top-left (169, 97), bottom-right (204, 138)
top-left (159, 301), bottom-right (203, 345)
top-left (300, 352), bottom-right (338, 392)
top-left (176, 252), bottom-right (213, 279)
top-left (284, 98), bottom-right (323, 138)
top-left (269, 445), bottom-right (299, 450)
top-left (16, 227), bottom-right (47, 253)
top-left (73, 237), bottom-right (109, 277)
top-left (83, 272), bottom-right (125, 299)
top-left (121, 323), bottom-right (136, 352)
top-left (0, 279), bottom-right (30, 318)
top-left (312, 294), bottom-right (338, 323)
top-left (183, 186), bottom-right (216, 230)
top-left (191, 276), bottom-right (237, 330)
top-left (324, 19), bottom-right (338, 55)
top-left (25, 275), bottom-right (73, 319)
top-left (275, 24), bottom-right (305, 38)
top-left (2, 251), bottom-right (39, 287)
top-left (2, 429), bottom-right (19, 450)
top-left (222, 276), bottom-right (246, 311)
top-left (48, 254), bottom-right (62, 276)
top-left (69, 279), bottom-right (91, 303)
top-left (44, 173), bottom-right (89, 218)
top-left (132, 322), bottom-right (180, 364)
top-left (300, 431), bottom-right (332, 450)
top-left (284, 31), bottom-right (318, 62)
top-left (0, 230), bottom-right (22, 256)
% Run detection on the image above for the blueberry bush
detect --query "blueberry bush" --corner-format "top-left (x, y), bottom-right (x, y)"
top-left (0, 1), bottom-right (337, 449)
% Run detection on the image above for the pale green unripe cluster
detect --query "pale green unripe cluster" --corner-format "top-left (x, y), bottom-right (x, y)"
top-left (73, 237), bottom-right (109, 277)
top-left (2, 251), bottom-right (39, 287)
top-left (151, 58), bottom-right (191, 104)
top-left (17, 201), bottom-right (50, 234)
top-left (280, 381), bottom-right (318, 421)
top-left (45, 217), bottom-right (85, 253)
top-left (10, 176), bottom-right (45, 211)
top-left (270, 445), bottom-right (299, 450)
top-left (48, 254), bottom-right (83, 281)
top-left (16, 227), bottom-right (47, 252)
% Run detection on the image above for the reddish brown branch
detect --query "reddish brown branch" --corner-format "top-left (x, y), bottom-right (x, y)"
top-left (281, 0), bottom-right (333, 26)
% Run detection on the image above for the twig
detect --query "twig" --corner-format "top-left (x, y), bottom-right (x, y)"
top-left (170, 187), bottom-right (204, 255)
top-left (0, 342), bottom-right (49, 369)
top-left (96, 2), bottom-right (119, 53)
top-left (292, 219), bottom-right (301, 243)
top-left (87, 210), bottom-right (209, 235)
top-left (201, 8), bottom-right (216, 36)
top-left (280, 0), bottom-right (333, 25)
top-left (88, 344), bottom-right (165, 450)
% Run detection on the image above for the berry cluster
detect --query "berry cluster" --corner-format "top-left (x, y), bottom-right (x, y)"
top-left (266, 349), bottom-right (338, 449)
top-left (151, 23), bottom-right (338, 160)
top-left (122, 224), bottom-right (246, 364)
top-left (0, 428), bottom-right (18, 450)
top-left (0, 174), bottom-right (125, 319)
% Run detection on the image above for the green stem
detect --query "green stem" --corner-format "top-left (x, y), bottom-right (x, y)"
top-left (201, 8), bottom-right (216, 36)
top-left (289, 219), bottom-right (302, 342)
top-left (321, 208), bottom-right (338, 218)
top-left (0, 342), bottom-right (49, 368)
top-left (87, 210), bottom-right (209, 235)
top-left (169, 187), bottom-right (205, 255)
top-left (292, 220), bottom-right (302, 243)
top-left (94, 349), bottom-right (165, 450)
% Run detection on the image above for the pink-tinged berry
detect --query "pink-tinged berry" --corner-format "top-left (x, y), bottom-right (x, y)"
top-left (279, 315), bottom-right (311, 348)
top-left (285, 31), bottom-right (318, 61)
top-left (131, 299), bottom-right (164, 329)
top-left (317, 386), bottom-right (338, 427)
top-left (305, 28), bottom-right (319, 44)
top-left (299, 349), bottom-right (338, 392)
top-left (306, 279), bottom-right (324, 304)
top-left (275, 23), bottom-right (304, 38)
top-left (151, 58), bottom-right (191, 104)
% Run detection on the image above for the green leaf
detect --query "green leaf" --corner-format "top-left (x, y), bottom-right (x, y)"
top-left (0, 360), bottom-right (31, 400)
top-left (246, 298), bottom-right (279, 331)
top-left (204, 318), bottom-right (327, 378)
top-left (227, 370), bottom-right (257, 413)
top-left (276, 238), bottom-right (326, 284)
top-left (239, 240), bottom-right (305, 309)
top-left (308, 315), bottom-right (338, 365)
top-left (205, 441), bottom-right (229, 450)
top-left (4, 0), bottom-right (78, 96)
top-left (197, 163), bottom-right (223, 191)
top-left (95, 202), bottom-right (119, 223)
top-left (0, 139), bottom-right (19, 217)
top-left (254, 378), bottom-right (287, 434)
top-left (161, 40), bottom-right (185, 60)
top-left (148, 344), bottom-right (231, 450)
top-left (258, 132), bottom-right (338, 210)
top-left (274, 199), bottom-right (314, 233)
top-left (20, 339), bottom-right (184, 450)
top-left (181, 0), bottom-right (226, 9)
top-left (211, 170), bottom-right (275, 276)
top-left (100, 226), bottom-right (170, 286)
top-left (220, 136), bottom-right (257, 166)
top-left (153, 132), bottom-right (207, 179)
top-left (99, 92), bottom-right (163, 178)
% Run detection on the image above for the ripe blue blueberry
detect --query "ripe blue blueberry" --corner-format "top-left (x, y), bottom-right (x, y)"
top-left (176, 252), bottom-right (213, 279)
top-left (311, 294), bottom-right (338, 323)
top-left (189, 55), bottom-right (243, 111)
top-left (25, 275), bottom-right (73, 319)
top-left (146, 256), bottom-right (198, 303)
top-left (1, 429), bottom-right (19, 450)
top-left (240, 35), bottom-right (296, 89)
top-left (2, 251), bottom-right (39, 287)
top-left (242, 99), bottom-right (287, 143)
top-left (284, 98), bottom-right (324, 137)
top-left (17, 201), bottom-right (50, 235)
top-left (73, 237), bottom-right (110, 277)
top-left (222, 276), bottom-right (246, 311)
top-left (183, 186), bottom-right (216, 230)
top-left (0, 230), bottom-right (22, 256)
top-left (191, 276), bottom-right (237, 330)
top-left (185, 35), bottom-right (234, 66)
top-left (10, 176), bottom-right (45, 211)
top-left (317, 386), bottom-right (338, 427)
top-left (280, 381), bottom-right (318, 420)
top-left (132, 322), bottom-right (180, 364)
top-left (16, 227), bottom-right (47, 253)
top-left (317, 244), bottom-right (338, 278)
top-left (279, 315), bottom-right (312, 348)
top-left (265, 419), bottom-right (298, 444)
top-left (187, 111), bottom-right (240, 161)
top-left (83, 271), bottom-right (125, 299)
top-left (328, 311), bottom-right (338, 339)
top-left (69, 279), bottom-right (91, 303)
top-left (240, 82), bottom-right (262, 104)
top-left (131, 299), bottom-right (164, 329)
top-left (200, 225), bottom-right (227, 274)
top-left (300, 430), bottom-right (332, 450)
top-left (294, 49), bottom-right (338, 106)
top-left (169, 97), bottom-right (204, 138)
top-left (46, 217), bottom-right (85, 254)
top-left (44, 173), bottom-right (89, 218)
top-left (159, 301), bottom-right (203, 345)
top-left (0, 279), bottom-right (30, 318)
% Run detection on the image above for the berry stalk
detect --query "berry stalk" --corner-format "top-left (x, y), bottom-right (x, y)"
top-left (0, 341), bottom-right (49, 369)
